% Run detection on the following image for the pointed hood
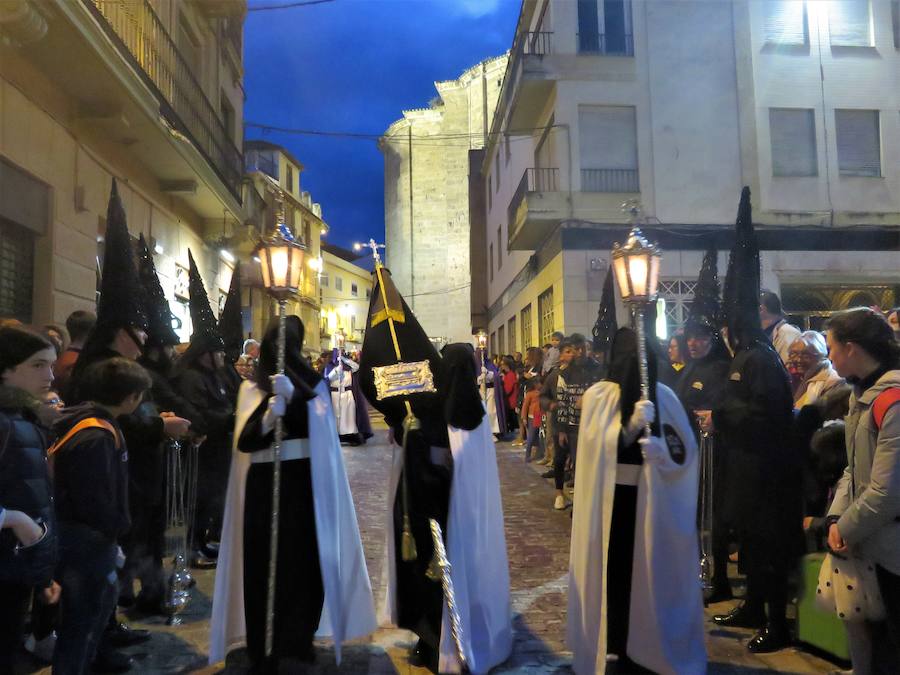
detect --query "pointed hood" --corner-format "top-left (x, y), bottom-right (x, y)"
top-left (358, 266), bottom-right (445, 437)
top-left (685, 246), bottom-right (721, 336)
top-left (219, 263), bottom-right (243, 362)
top-left (721, 186), bottom-right (764, 351)
top-left (137, 234), bottom-right (180, 347)
top-left (440, 343), bottom-right (484, 431)
top-left (186, 249), bottom-right (224, 355)
top-left (591, 266), bottom-right (618, 359)
top-left (96, 179), bottom-right (147, 335)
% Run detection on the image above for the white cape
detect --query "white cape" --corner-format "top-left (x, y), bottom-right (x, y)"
top-left (567, 381), bottom-right (706, 675)
top-left (380, 416), bottom-right (513, 674)
top-left (209, 379), bottom-right (376, 665)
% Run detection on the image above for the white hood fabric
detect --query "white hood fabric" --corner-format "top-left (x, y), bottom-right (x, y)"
top-left (381, 415), bottom-right (513, 674)
top-left (209, 379), bottom-right (376, 665)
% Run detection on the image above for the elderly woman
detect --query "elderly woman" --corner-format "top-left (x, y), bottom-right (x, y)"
top-left (788, 331), bottom-right (845, 409)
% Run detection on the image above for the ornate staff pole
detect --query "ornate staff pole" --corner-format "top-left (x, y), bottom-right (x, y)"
top-left (255, 191), bottom-right (307, 657)
top-left (611, 201), bottom-right (662, 439)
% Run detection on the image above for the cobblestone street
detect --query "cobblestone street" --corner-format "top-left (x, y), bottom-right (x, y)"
top-left (29, 420), bottom-right (846, 674)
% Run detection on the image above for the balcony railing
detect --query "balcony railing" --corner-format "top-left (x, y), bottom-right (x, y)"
top-left (522, 31), bottom-right (553, 56)
top-left (508, 167), bottom-right (559, 227)
top-left (577, 32), bottom-right (635, 56)
top-left (85, 0), bottom-right (243, 203)
top-left (245, 151), bottom-right (278, 179)
top-left (581, 168), bottom-right (639, 193)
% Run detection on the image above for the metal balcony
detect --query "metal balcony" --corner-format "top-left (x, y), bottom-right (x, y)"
top-left (85, 0), bottom-right (243, 203)
top-left (507, 168), bottom-right (564, 250)
top-left (495, 31), bottom-right (556, 133)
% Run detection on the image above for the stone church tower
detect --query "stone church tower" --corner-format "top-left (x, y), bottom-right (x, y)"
top-left (380, 54), bottom-right (507, 346)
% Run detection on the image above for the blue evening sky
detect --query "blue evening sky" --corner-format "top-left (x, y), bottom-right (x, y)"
top-left (243, 0), bottom-right (521, 250)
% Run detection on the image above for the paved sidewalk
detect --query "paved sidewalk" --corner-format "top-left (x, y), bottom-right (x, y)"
top-left (25, 423), bottom-right (845, 674)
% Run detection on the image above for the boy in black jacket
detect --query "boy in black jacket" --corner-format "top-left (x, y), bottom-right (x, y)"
top-left (51, 358), bottom-right (151, 675)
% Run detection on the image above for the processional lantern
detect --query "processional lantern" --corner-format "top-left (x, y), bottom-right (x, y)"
top-left (612, 201), bottom-right (662, 434)
top-left (475, 330), bottom-right (488, 351)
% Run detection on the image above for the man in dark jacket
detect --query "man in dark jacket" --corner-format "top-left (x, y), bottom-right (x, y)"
top-left (51, 358), bottom-right (151, 674)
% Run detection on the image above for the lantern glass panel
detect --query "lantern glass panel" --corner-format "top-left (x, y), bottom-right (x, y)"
top-left (648, 253), bottom-right (661, 299)
top-left (628, 254), bottom-right (650, 298)
top-left (288, 247), bottom-right (303, 289)
top-left (612, 255), bottom-right (631, 301)
top-left (259, 248), bottom-right (272, 289)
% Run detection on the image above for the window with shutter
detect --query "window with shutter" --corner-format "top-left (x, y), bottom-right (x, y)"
top-left (538, 287), bottom-right (555, 345)
top-left (769, 109), bottom-right (817, 176)
top-left (579, 105), bottom-right (639, 192)
top-left (497, 227), bottom-right (502, 269)
top-left (0, 218), bottom-right (34, 323)
top-left (489, 244), bottom-right (494, 282)
top-left (893, 1), bottom-right (900, 48)
top-left (829, 0), bottom-right (872, 47)
top-left (498, 325), bottom-right (506, 356)
top-left (507, 317), bottom-right (516, 354)
top-left (520, 304), bottom-right (532, 348)
top-left (835, 110), bottom-right (881, 177)
top-left (762, 0), bottom-right (808, 44)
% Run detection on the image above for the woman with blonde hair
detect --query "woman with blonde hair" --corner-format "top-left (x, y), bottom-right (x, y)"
top-left (789, 330), bottom-right (845, 409)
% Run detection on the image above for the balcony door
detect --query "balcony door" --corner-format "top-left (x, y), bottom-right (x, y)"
top-left (577, 0), bottom-right (634, 55)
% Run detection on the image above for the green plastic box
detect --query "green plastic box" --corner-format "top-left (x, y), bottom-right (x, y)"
top-left (796, 552), bottom-right (851, 661)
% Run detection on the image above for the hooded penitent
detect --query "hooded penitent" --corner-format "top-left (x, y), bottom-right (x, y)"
top-left (178, 250), bottom-right (225, 370)
top-left (218, 264), bottom-right (243, 364)
top-left (591, 266), bottom-right (618, 361)
top-left (685, 245), bottom-right (730, 360)
top-left (73, 179), bottom-right (149, 388)
top-left (137, 233), bottom-right (180, 348)
top-left (721, 187), bottom-right (764, 351)
top-left (569, 325), bottom-right (706, 675)
top-left (358, 265), bottom-right (446, 446)
top-left (440, 343), bottom-right (485, 431)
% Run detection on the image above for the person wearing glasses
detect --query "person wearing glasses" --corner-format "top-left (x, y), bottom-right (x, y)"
top-left (788, 331), bottom-right (845, 410)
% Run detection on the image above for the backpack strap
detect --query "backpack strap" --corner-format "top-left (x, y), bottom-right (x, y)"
top-left (47, 418), bottom-right (120, 457)
top-left (872, 388), bottom-right (900, 431)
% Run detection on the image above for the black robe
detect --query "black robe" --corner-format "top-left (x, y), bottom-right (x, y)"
top-left (712, 342), bottom-right (802, 575)
top-left (173, 365), bottom-right (235, 547)
top-left (237, 386), bottom-right (323, 663)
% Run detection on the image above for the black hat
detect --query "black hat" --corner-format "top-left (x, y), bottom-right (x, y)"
top-left (721, 186), bottom-right (764, 350)
top-left (685, 246), bottom-right (720, 337)
top-left (219, 263), bottom-right (243, 362)
top-left (358, 266), bottom-right (445, 437)
top-left (186, 249), bottom-right (224, 354)
top-left (96, 179), bottom-right (148, 334)
top-left (137, 234), bottom-right (180, 347)
top-left (591, 266), bottom-right (618, 358)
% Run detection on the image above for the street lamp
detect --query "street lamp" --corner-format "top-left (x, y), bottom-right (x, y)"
top-left (611, 202), bottom-right (661, 437)
top-left (254, 191), bottom-right (306, 658)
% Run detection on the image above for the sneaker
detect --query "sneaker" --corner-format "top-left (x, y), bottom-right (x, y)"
top-left (554, 495), bottom-right (569, 510)
top-left (540, 469), bottom-right (555, 479)
top-left (24, 632), bottom-right (57, 663)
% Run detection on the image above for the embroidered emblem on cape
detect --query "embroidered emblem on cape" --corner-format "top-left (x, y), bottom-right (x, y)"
top-left (692, 381), bottom-right (703, 390)
top-left (663, 424), bottom-right (686, 465)
top-left (372, 361), bottom-right (436, 400)
top-left (729, 372), bottom-right (742, 381)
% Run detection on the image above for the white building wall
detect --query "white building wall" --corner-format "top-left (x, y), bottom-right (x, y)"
top-left (482, 0), bottom-right (899, 343)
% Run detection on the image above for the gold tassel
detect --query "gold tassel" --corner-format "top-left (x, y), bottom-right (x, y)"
top-left (401, 515), bottom-right (417, 562)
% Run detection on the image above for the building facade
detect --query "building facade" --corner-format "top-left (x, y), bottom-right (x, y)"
top-left (319, 243), bottom-right (373, 354)
top-left (478, 0), bottom-right (900, 353)
top-left (243, 140), bottom-right (326, 353)
top-left (0, 0), bottom-right (247, 337)
top-left (381, 54), bottom-right (508, 347)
